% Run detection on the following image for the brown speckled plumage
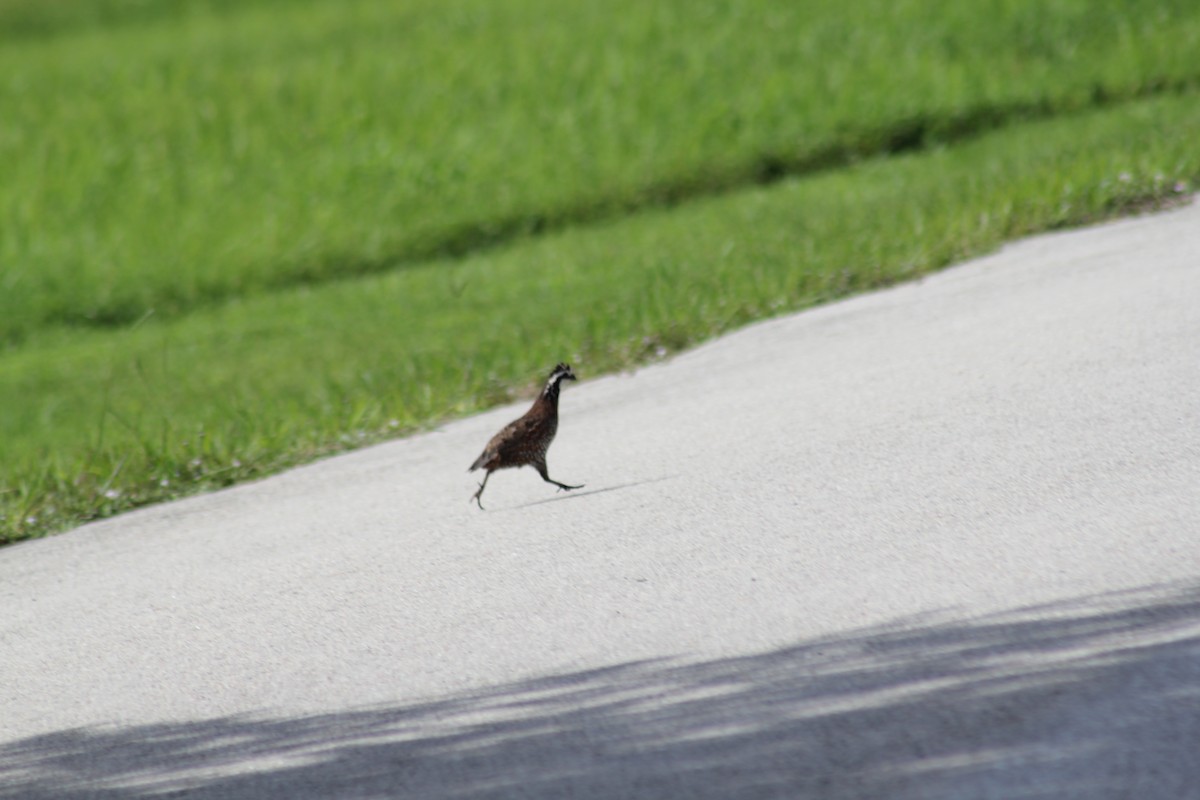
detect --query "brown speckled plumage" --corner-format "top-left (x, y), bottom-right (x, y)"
top-left (469, 363), bottom-right (583, 509)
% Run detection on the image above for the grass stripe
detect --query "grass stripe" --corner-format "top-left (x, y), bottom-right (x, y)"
top-left (3, 0), bottom-right (1200, 341)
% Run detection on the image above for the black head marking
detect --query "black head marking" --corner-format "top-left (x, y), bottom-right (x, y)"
top-left (543, 362), bottom-right (577, 400)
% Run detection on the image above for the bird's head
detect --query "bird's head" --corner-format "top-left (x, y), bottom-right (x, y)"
top-left (543, 362), bottom-right (577, 398)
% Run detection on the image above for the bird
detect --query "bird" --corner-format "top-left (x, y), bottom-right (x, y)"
top-left (469, 362), bottom-right (583, 509)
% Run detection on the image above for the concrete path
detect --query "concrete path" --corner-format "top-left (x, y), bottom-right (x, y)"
top-left (2, 201), bottom-right (1199, 799)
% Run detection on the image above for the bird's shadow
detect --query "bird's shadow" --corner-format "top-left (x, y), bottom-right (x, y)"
top-left (500, 474), bottom-right (679, 511)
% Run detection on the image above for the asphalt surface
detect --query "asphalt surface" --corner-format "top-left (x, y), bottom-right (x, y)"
top-left (3, 200), bottom-right (1199, 799)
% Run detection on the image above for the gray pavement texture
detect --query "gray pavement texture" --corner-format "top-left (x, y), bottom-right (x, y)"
top-left (2, 200), bottom-right (1200, 799)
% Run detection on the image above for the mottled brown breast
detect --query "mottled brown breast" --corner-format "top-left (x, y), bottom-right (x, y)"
top-left (497, 413), bottom-right (557, 467)
top-left (473, 403), bottom-right (558, 471)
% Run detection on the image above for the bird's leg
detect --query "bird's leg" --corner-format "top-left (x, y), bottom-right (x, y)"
top-left (471, 471), bottom-right (491, 509)
top-left (536, 463), bottom-right (583, 493)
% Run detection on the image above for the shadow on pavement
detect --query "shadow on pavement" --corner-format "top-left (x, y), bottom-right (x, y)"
top-left (506, 474), bottom-right (680, 510)
top-left (3, 582), bottom-right (1199, 799)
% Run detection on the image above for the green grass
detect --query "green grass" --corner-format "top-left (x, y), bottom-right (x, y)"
top-left (3, 0), bottom-right (1199, 344)
top-left (2, 0), bottom-right (1199, 544)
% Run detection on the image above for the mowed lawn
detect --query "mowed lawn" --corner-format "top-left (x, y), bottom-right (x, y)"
top-left (2, 0), bottom-right (1199, 543)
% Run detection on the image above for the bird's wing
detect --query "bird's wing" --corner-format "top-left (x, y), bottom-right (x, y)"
top-left (469, 415), bottom-right (534, 470)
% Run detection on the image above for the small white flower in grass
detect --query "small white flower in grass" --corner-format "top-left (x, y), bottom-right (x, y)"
top-left (26, 516), bottom-right (37, 525)
top-left (104, 489), bottom-right (121, 500)
top-left (159, 478), bottom-right (170, 488)
top-left (190, 458), bottom-right (203, 469)
top-left (231, 459), bottom-right (242, 468)
top-left (388, 419), bottom-right (400, 429)
top-left (1118, 172), bottom-right (1132, 183)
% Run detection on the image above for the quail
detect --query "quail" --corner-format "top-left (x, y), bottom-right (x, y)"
top-left (469, 363), bottom-right (583, 509)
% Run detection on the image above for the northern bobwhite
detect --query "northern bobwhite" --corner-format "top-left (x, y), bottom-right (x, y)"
top-left (469, 363), bottom-right (583, 509)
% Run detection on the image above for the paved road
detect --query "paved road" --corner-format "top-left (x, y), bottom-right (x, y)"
top-left (3, 201), bottom-right (1199, 799)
